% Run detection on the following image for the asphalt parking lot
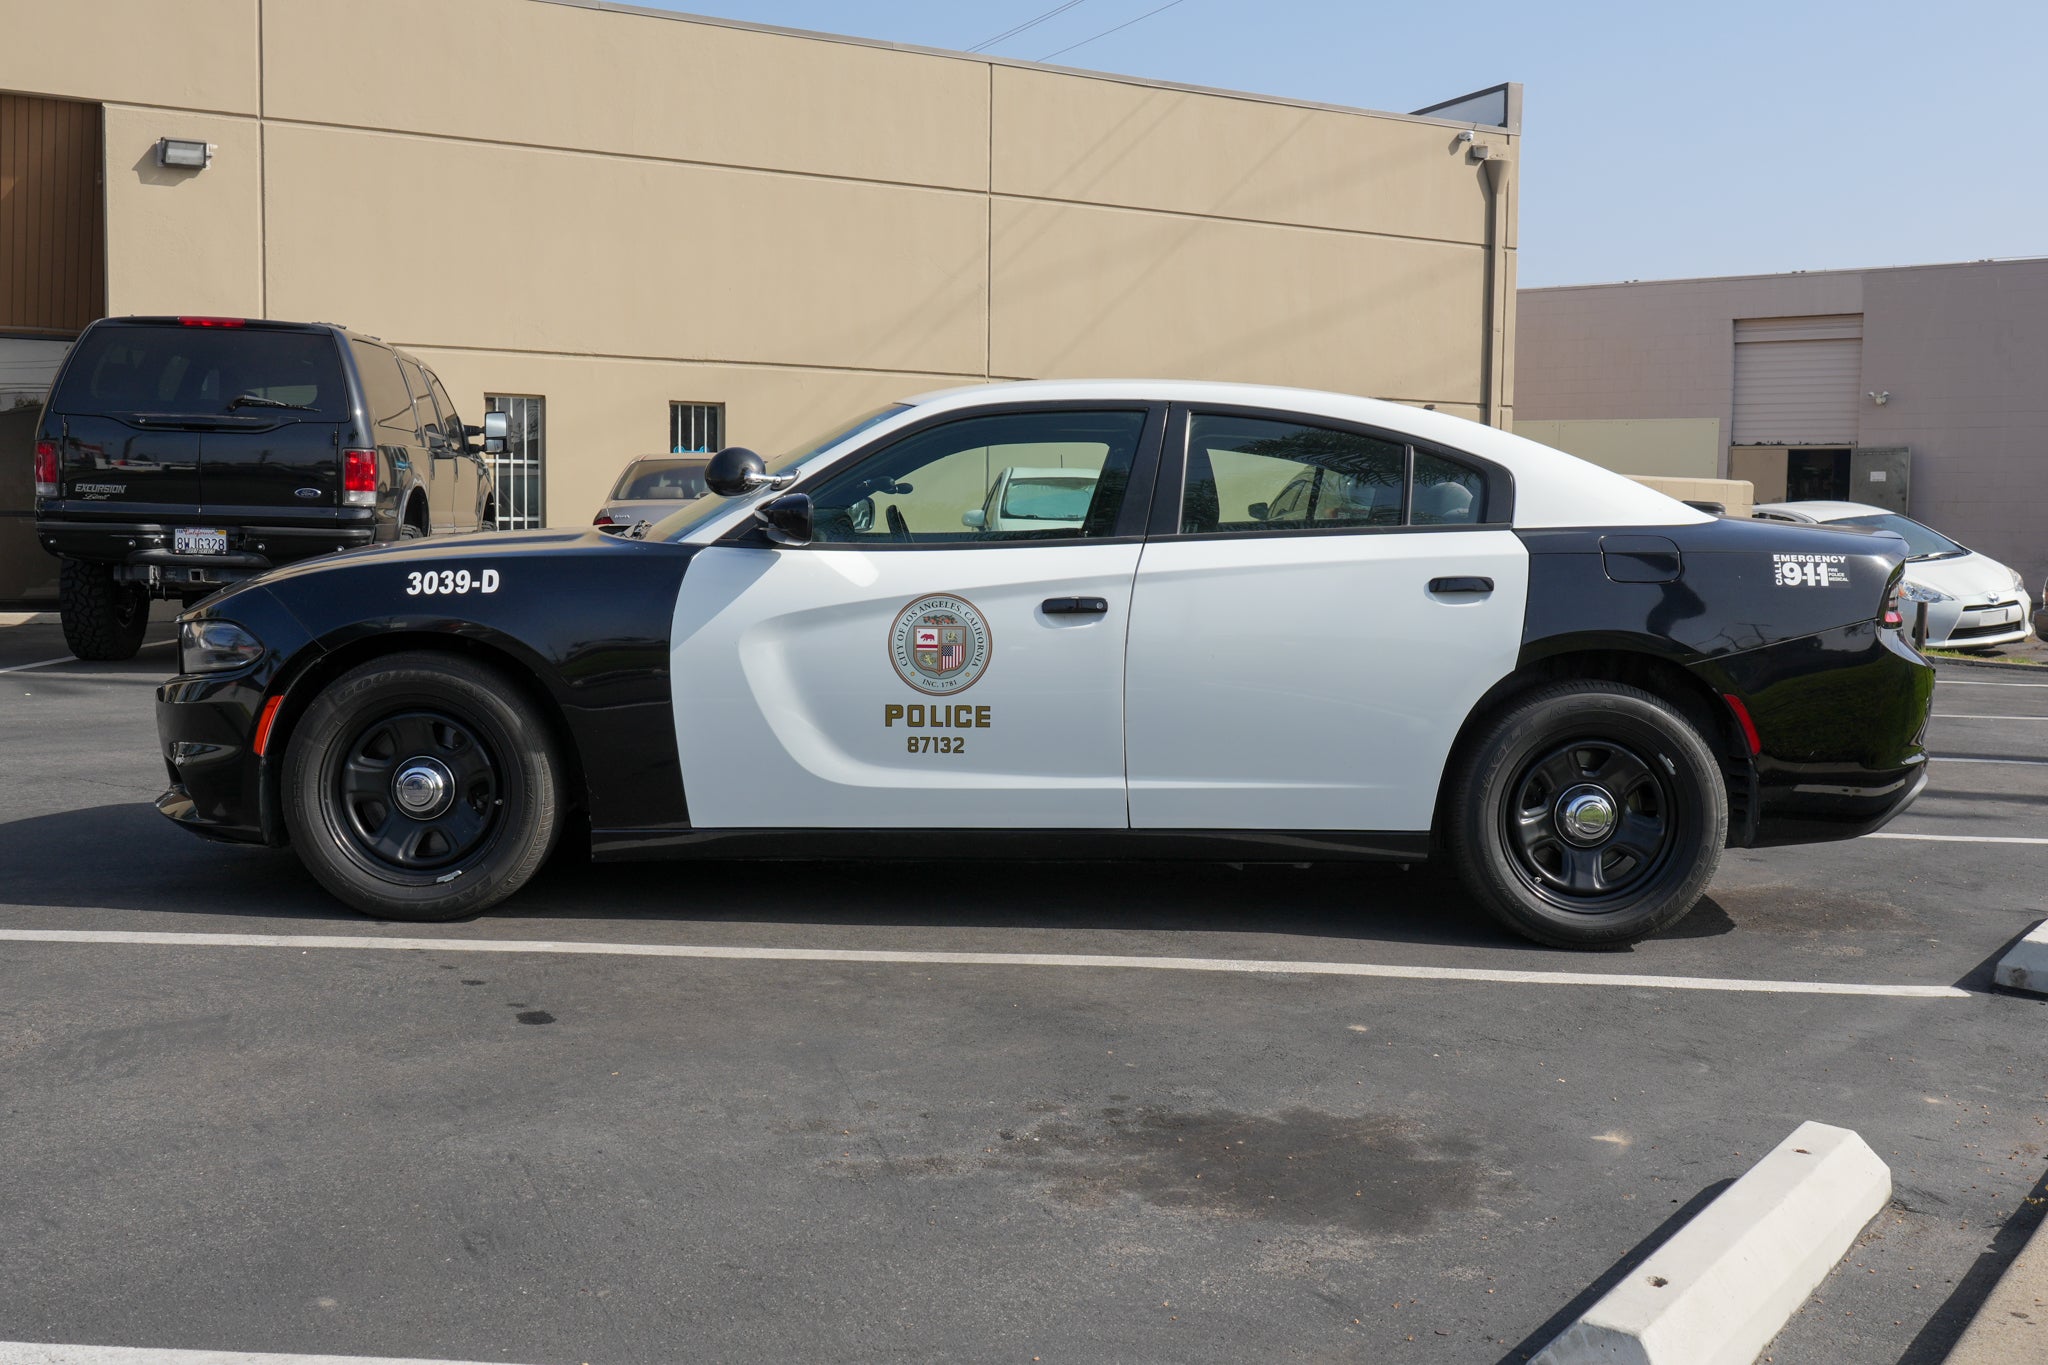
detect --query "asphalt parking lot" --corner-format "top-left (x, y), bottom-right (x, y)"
top-left (1, 614), bottom-right (2043, 1364)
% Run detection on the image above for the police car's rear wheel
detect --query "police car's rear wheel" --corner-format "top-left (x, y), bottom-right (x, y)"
top-left (1447, 681), bottom-right (1726, 949)
top-left (283, 652), bottom-right (562, 920)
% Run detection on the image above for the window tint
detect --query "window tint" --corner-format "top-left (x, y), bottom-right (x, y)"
top-left (427, 370), bottom-right (462, 438)
top-left (1412, 450), bottom-right (1486, 525)
top-left (805, 409), bottom-right (1146, 545)
top-left (51, 325), bottom-right (346, 419)
top-left (1181, 415), bottom-right (1405, 534)
top-left (355, 344), bottom-right (419, 442)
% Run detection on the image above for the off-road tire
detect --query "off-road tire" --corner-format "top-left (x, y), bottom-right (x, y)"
top-left (398, 523), bottom-right (424, 540)
top-left (58, 558), bottom-right (150, 661)
top-left (282, 652), bottom-right (563, 921)
top-left (1445, 681), bottom-right (1727, 949)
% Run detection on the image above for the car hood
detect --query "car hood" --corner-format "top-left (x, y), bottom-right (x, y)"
top-left (1904, 550), bottom-right (2020, 602)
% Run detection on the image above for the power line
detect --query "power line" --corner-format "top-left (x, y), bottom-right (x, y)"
top-left (968, 0), bottom-right (1091, 54)
top-left (1038, 0), bottom-right (1188, 61)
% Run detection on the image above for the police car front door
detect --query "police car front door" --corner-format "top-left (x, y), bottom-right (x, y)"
top-left (671, 405), bottom-right (1162, 829)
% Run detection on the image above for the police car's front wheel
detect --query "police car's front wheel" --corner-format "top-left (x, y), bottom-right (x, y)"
top-left (283, 652), bottom-right (564, 921)
top-left (1446, 681), bottom-right (1727, 949)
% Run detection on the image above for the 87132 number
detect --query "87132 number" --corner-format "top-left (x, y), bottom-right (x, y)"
top-left (907, 736), bottom-right (965, 755)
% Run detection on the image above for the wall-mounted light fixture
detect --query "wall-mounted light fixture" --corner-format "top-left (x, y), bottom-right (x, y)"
top-left (156, 138), bottom-right (214, 169)
top-left (1867, 390), bottom-right (1890, 406)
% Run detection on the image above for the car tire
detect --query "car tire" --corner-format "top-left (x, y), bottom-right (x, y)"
top-left (281, 652), bottom-right (563, 921)
top-left (398, 523), bottom-right (424, 541)
top-left (58, 558), bottom-right (150, 662)
top-left (1445, 681), bottom-right (1727, 949)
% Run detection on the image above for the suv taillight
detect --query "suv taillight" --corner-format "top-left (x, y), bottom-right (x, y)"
top-left (33, 441), bottom-right (59, 498)
top-left (343, 449), bottom-right (376, 507)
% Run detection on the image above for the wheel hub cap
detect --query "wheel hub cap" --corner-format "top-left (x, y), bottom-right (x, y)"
top-left (1556, 785), bottom-right (1617, 845)
top-left (392, 757), bottom-right (455, 819)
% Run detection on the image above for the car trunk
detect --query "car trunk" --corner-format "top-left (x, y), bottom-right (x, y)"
top-left (45, 323), bottom-right (348, 517)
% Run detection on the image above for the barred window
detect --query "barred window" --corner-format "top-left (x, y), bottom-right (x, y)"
top-left (484, 394), bottom-right (546, 530)
top-left (670, 401), bottom-right (724, 454)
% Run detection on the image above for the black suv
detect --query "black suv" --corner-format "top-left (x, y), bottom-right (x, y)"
top-left (32, 316), bottom-right (503, 659)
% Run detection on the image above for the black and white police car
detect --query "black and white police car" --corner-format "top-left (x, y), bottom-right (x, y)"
top-left (157, 381), bottom-right (1934, 947)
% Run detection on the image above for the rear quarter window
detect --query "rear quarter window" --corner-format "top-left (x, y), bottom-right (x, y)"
top-left (51, 325), bottom-right (347, 420)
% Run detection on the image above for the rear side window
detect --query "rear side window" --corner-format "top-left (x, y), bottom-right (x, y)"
top-left (51, 325), bottom-right (346, 419)
top-left (1182, 415), bottom-right (1406, 534)
top-left (353, 343), bottom-right (420, 442)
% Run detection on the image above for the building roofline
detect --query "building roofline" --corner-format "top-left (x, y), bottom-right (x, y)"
top-left (535, 0), bottom-right (1517, 134)
top-left (1524, 254), bottom-right (2048, 293)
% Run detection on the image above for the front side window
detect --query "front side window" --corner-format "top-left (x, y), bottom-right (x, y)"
top-left (1182, 415), bottom-right (1405, 534)
top-left (804, 409), bottom-right (1147, 545)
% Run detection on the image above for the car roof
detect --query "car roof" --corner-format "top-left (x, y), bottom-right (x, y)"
top-left (1752, 500), bottom-right (1895, 522)
top-left (897, 380), bottom-right (1714, 530)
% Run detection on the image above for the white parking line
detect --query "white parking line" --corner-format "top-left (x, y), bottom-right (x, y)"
top-left (0, 1343), bottom-right (523, 1365)
top-left (1932, 714), bottom-right (2048, 721)
top-left (1867, 831), bottom-right (2048, 846)
top-left (0, 928), bottom-right (1970, 998)
top-left (1937, 678), bottom-right (2048, 687)
top-left (0, 640), bottom-right (174, 675)
top-left (1931, 755), bottom-right (2048, 766)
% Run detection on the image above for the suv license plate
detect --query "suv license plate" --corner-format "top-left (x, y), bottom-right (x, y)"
top-left (174, 528), bottom-right (229, 556)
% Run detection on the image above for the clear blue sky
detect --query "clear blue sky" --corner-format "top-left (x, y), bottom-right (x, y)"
top-left (632, 0), bottom-right (2047, 287)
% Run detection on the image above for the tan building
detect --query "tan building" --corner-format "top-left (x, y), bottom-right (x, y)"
top-left (1515, 258), bottom-right (2048, 581)
top-left (0, 0), bottom-right (1520, 603)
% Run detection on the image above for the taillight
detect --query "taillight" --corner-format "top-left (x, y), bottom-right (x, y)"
top-left (33, 440), bottom-right (58, 497)
top-left (343, 449), bottom-right (376, 508)
top-left (593, 512), bottom-right (615, 526)
top-left (177, 316), bottom-right (246, 328)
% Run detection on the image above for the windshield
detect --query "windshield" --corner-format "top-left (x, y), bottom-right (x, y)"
top-left (647, 403), bottom-right (909, 541)
top-left (1000, 476), bottom-right (1097, 521)
top-left (613, 459), bottom-right (708, 501)
top-left (1832, 512), bottom-right (1965, 560)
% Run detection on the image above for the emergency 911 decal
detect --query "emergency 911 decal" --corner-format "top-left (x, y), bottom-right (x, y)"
top-left (1773, 553), bottom-right (1849, 588)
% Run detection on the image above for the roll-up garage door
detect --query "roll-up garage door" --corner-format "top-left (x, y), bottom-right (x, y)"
top-left (1732, 315), bottom-right (1863, 445)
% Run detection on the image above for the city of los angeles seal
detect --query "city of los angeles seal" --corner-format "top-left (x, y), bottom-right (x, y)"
top-left (887, 594), bottom-right (991, 695)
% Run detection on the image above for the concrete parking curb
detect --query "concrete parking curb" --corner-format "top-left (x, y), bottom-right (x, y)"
top-left (1943, 1186), bottom-right (2048, 1363)
top-left (0, 612), bottom-right (56, 627)
top-left (1531, 1121), bottom-right (1890, 1365)
top-left (1994, 921), bottom-right (2048, 996)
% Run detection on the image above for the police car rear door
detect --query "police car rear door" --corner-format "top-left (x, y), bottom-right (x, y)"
top-left (671, 403), bottom-right (1163, 828)
top-left (1123, 405), bottom-right (1529, 832)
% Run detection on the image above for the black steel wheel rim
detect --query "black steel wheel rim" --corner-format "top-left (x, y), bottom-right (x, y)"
top-left (330, 708), bottom-right (502, 874)
top-left (1502, 737), bottom-right (1676, 910)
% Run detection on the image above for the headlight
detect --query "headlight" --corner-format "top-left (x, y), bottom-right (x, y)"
top-left (1894, 582), bottom-right (1951, 604)
top-left (2011, 566), bottom-right (2027, 595)
top-left (179, 620), bottom-right (265, 674)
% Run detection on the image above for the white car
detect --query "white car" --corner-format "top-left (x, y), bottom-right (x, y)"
top-left (1752, 500), bottom-right (2032, 648)
top-left (963, 466), bottom-right (1101, 532)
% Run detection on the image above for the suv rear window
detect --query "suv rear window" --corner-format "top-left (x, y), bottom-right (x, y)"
top-left (51, 325), bottom-right (347, 420)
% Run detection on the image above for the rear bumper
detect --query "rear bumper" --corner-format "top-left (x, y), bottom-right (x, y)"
top-left (35, 512), bottom-right (377, 581)
top-left (1698, 621), bottom-right (1935, 848)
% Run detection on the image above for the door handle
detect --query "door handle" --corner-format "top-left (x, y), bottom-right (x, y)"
top-left (1428, 576), bottom-right (1494, 595)
top-left (1042, 596), bottom-right (1109, 615)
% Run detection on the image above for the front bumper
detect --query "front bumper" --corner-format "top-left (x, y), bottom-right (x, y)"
top-left (1699, 621), bottom-right (1935, 848)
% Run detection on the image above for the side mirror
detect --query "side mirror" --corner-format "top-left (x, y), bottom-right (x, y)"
top-left (481, 411), bottom-right (508, 456)
top-left (753, 492), bottom-right (812, 546)
top-left (705, 446), bottom-right (770, 496)
top-left (962, 508), bottom-right (986, 529)
top-left (1247, 501), bottom-right (1271, 522)
top-left (483, 436), bottom-right (506, 455)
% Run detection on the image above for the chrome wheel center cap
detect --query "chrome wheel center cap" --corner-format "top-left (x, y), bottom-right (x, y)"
top-left (1557, 785), bottom-right (1617, 845)
top-left (393, 757), bottom-right (454, 819)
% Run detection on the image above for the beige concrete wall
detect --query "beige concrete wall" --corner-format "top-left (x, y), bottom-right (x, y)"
top-left (1728, 448), bottom-right (1789, 503)
top-left (100, 106), bottom-right (264, 319)
top-left (1629, 476), bottom-right (1753, 520)
top-left (0, 0), bottom-right (1513, 531)
top-left (0, 0), bottom-right (258, 115)
top-left (1514, 418), bottom-right (1720, 478)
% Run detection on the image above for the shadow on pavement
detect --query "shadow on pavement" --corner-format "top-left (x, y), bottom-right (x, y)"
top-left (0, 801), bottom-right (1676, 954)
top-left (1492, 1178), bottom-right (1736, 1364)
top-left (1895, 1168), bottom-right (2048, 1364)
